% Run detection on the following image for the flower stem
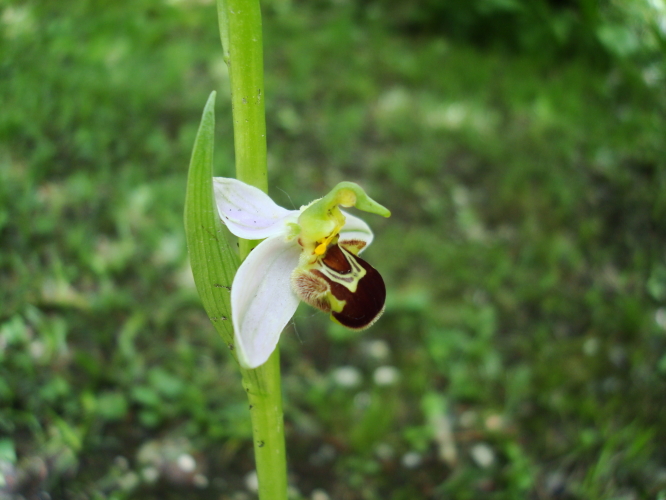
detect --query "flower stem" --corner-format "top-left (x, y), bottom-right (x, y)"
top-left (216, 1), bottom-right (288, 499)
top-left (218, 0), bottom-right (267, 185)
top-left (242, 350), bottom-right (287, 499)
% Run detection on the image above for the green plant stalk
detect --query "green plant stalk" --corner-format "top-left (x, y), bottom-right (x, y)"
top-left (217, 1), bottom-right (288, 499)
top-left (218, 0), bottom-right (267, 183)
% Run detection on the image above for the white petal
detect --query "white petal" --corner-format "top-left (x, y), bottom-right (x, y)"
top-left (213, 177), bottom-right (299, 239)
top-left (231, 235), bottom-right (301, 368)
top-left (339, 210), bottom-right (374, 252)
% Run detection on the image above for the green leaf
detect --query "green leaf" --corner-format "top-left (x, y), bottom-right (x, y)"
top-left (184, 91), bottom-right (240, 355)
top-left (96, 391), bottom-right (129, 421)
top-left (0, 439), bottom-right (16, 463)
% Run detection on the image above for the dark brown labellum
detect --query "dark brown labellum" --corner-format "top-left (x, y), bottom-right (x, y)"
top-left (332, 267), bottom-right (385, 329)
top-left (292, 243), bottom-right (386, 330)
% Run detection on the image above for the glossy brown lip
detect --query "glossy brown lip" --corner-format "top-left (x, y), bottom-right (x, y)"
top-left (321, 243), bottom-right (352, 273)
top-left (292, 242), bottom-right (386, 330)
top-left (314, 247), bottom-right (386, 330)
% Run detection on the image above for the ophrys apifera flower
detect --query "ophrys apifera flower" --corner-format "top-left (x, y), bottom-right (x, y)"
top-left (214, 178), bottom-right (390, 368)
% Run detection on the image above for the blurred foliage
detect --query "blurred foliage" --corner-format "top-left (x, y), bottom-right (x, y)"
top-left (362, 0), bottom-right (666, 67)
top-left (1, 0), bottom-right (666, 499)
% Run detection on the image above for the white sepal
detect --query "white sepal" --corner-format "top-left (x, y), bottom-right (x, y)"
top-left (338, 211), bottom-right (374, 252)
top-left (231, 235), bottom-right (301, 368)
top-left (213, 177), bottom-right (298, 239)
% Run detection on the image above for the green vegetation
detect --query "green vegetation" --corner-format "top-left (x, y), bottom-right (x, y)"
top-left (2, 0), bottom-right (665, 498)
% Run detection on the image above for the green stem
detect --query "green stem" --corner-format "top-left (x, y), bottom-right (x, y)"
top-left (216, 1), bottom-right (288, 499)
top-left (242, 350), bottom-right (287, 499)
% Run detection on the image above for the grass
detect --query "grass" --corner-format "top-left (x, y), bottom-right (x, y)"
top-left (1, 0), bottom-right (666, 499)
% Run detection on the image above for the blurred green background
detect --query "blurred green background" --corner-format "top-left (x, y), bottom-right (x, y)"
top-left (2, 0), bottom-right (666, 498)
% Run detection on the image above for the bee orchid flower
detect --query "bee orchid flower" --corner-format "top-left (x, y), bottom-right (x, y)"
top-left (213, 178), bottom-right (391, 368)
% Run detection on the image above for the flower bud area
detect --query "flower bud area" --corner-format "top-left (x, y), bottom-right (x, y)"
top-left (291, 238), bottom-right (386, 330)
